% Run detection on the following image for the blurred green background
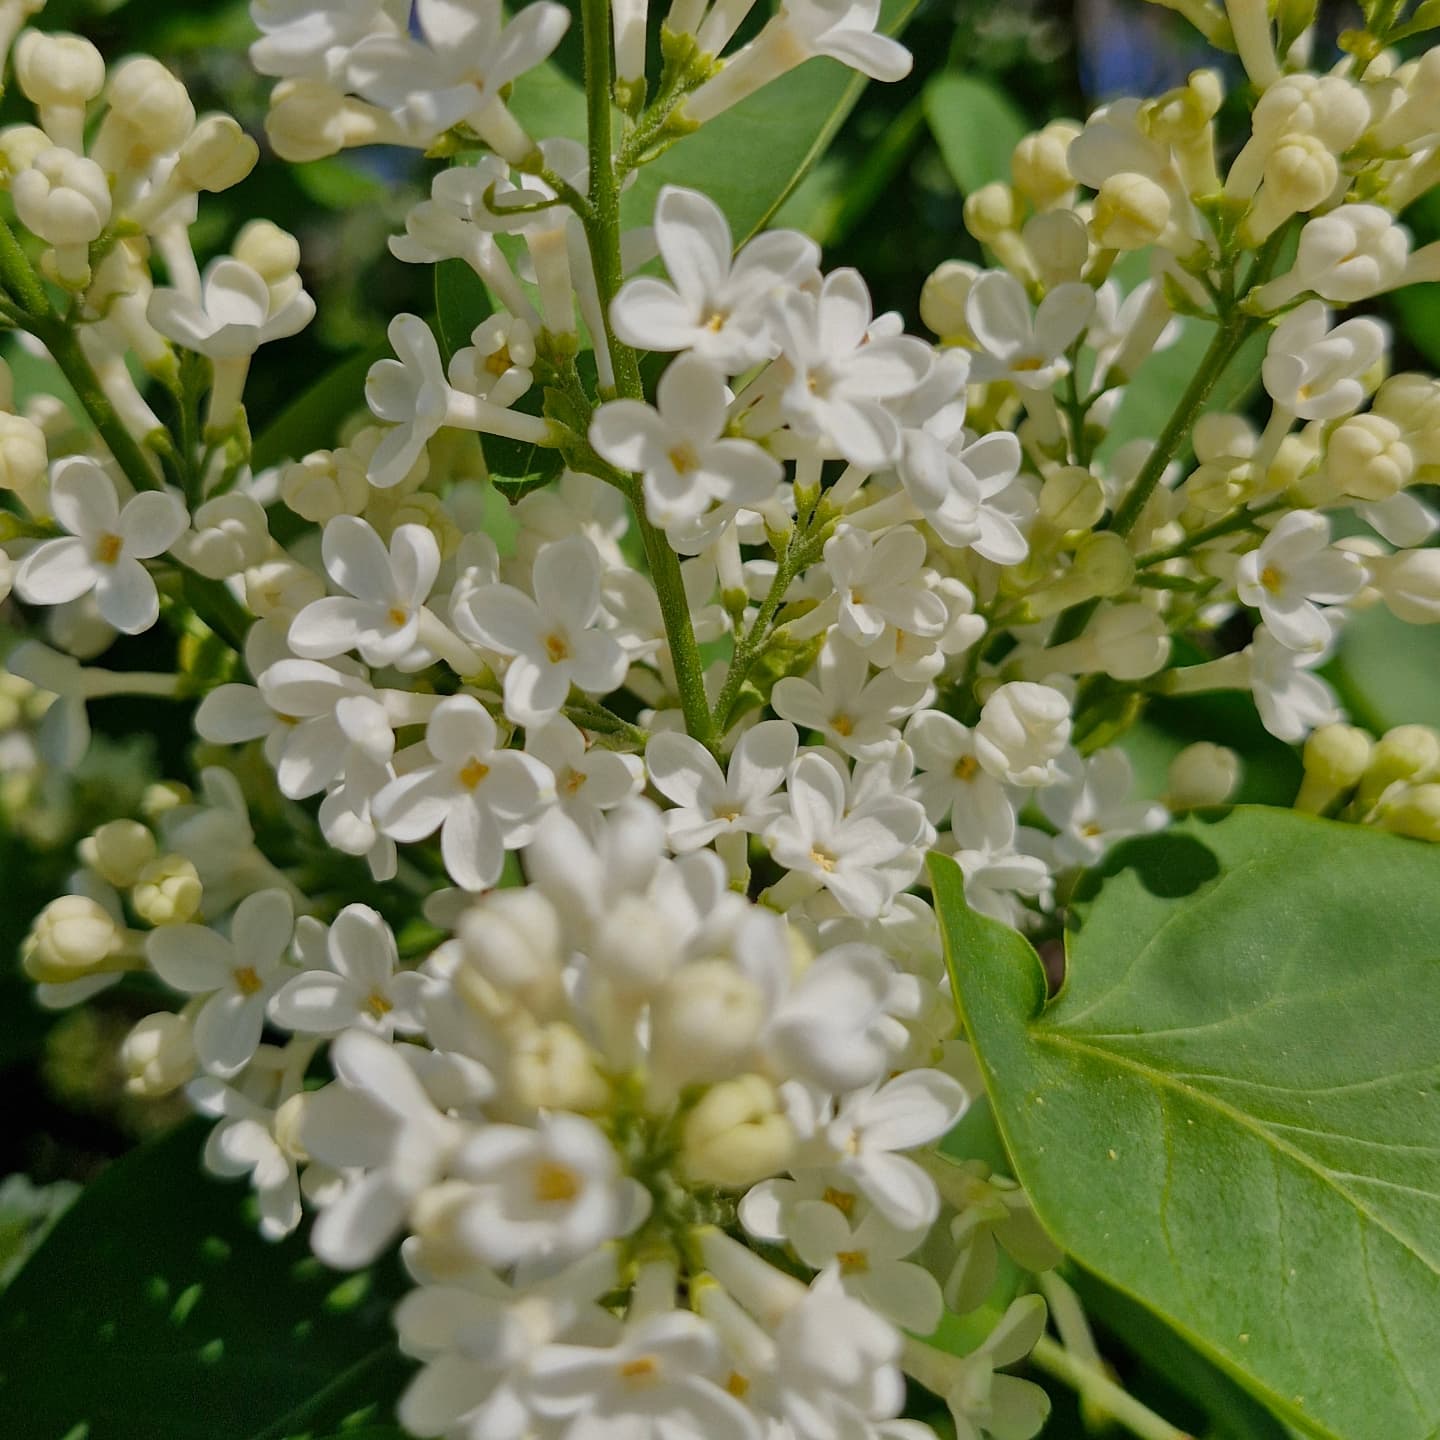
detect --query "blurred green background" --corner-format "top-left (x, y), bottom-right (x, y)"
top-left (0, 1), bottom-right (1437, 1433)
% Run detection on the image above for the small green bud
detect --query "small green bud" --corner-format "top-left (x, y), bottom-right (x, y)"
top-left (1377, 783), bottom-right (1440, 843)
top-left (1296, 724), bottom-right (1374, 813)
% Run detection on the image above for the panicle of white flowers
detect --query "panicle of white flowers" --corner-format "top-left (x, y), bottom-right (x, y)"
top-left (6, 0), bottom-right (1440, 1436)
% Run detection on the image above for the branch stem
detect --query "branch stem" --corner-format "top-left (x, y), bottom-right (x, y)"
top-left (1030, 1336), bottom-right (1193, 1440)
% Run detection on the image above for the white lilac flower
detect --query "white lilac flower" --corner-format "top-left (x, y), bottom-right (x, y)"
top-left (646, 719), bottom-right (797, 851)
top-left (948, 803), bottom-right (1054, 927)
top-left (448, 1112), bottom-right (641, 1270)
top-left (268, 905), bottom-right (426, 1037)
top-left (1235, 510), bottom-right (1364, 653)
top-left (525, 716), bottom-right (644, 831)
top-left (899, 427), bottom-right (1029, 565)
top-left (146, 888), bottom-right (296, 1078)
top-left (965, 271), bottom-right (1095, 390)
top-left (789, 1199), bottom-right (942, 1333)
top-left (825, 524), bottom-right (948, 652)
top-left (771, 638), bottom-right (929, 760)
top-left (590, 352), bottom-right (783, 535)
top-left (14, 457), bottom-right (186, 635)
top-left (773, 269), bottom-right (933, 469)
top-left (1038, 750), bottom-right (1166, 869)
top-left (905, 711), bottom-right (1016, 834)
top-left (249, 0), bottom-right (408, 82)
top-left (765, 751), bottom-right (928, 919)
top-left (1262, 301), bottom-right (1388, 421)
top-left (373, 695), bottom-right (554, 891)
top-left (530, 1310), bottom-right (761, 1440)
top-left (452, 535), bottom-right (628, 728)
top-left (610, 185), bottom-right (821, 371)
top-left (300, 1026), bottom-right (466, 1268)
top-left (289, 516), bottom-right (440, 668)
top-left (148, 256), bottom-right (315, 360)
top-left (813, 1069), bottom-right (969, 1230)
top-left (1248, 625), bottom-right (1341, 742)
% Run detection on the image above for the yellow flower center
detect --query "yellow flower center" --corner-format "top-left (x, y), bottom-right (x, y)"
top-left (459, 757), bottom-right (490, 790)
top-left (1259, 565), bottom-right (1284, 594)
top-left (810, 846), bottom-right (838, 873)
top-left (837, 1249), bottom-right (870, 1275)
top-left (533, 1160), bottom-right (581, 1204)
top-left (233, 966), bottom-right (263, 997)
top-left (366, 989), bottom-right (393, 1020)
top-left (95, 532), bottom-right (124, 566)
top-left (953, 754), bottom-right (979, 781)
top-left (545, 632), bottom-right (572, 664)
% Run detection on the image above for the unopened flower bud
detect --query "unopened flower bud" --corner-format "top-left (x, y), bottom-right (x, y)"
top-left (264, 79), bottom-right (395, 164)
top-left (1324, 414), bottom-right (1414, 502)
top-left (964, 182), bottom-right (1022, 246)
top-left (81, 819), bottom-right (157, 889)
top-left (1074, 531), bottom-right (1135, 595)
top-left (1368, 548), bottom-right (1440, 624)
top-left (131, 854), bottom-right (203, 927)
top-left (14, 31), bottom-right (105, 151)
top-left (1242, 134), bottom-right (1337, 245)
top-left (1011, 121), bottom-right (1080, 208)
top-left (919, 261), bottom-right (978, 342)
top-left (281, 450), bottom-right (370, 523)
top-left (0, 123), bottom-right (50, 183)
top-left (1358, 724), bottom-right (1440, 806)
top-left (460, 887), bottom-right (566, 1019)
top-left (1296, 723), bottom-right (1372, 812)
top-left (100, 58), bottom-right (195, 161)
top-left (177, 114), bottom-right (259, 193)
top-left (1024, 209), bottom-right (1089, 287)
top-left (1092, 172), bottom-right (1171, 250)
top-left (1166, 742), bottom-right (1240, 808)
top-left (141, 780), bottom-right (191, 821)
top-left (11, 146), bottom-right (110, 286)
top-left (0, 410), bottom-right (48, 513)
top-left (244, 555), bottom-right (325, 619)
top-left (24, 894), bottom-right (123, 981)
top-left (975, 681), bottom-right (1071, 786)
top-left (1377, 783), bottom-right (1440, 842)
top-left (233, 219), bottom-right (301, 282)
top-left (182, 494), bottom-right (271, 579)
top-left (651, 960), bottom-right (766, 1088)
top-left (510, 1022), bottom-right (610, 1112)
top-left (1039, 466), bottom-right (1105, 531)
top-left (120, 1010), bottom-right (196, 1096)
top-left (682, 1075), bottom-right (795, 1190)
top-left (1083, 603), bottom-right (1171, 679)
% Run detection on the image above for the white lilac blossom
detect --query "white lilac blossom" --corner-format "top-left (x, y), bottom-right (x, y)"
top-left (15, 9), bottom-right (1440, 1440)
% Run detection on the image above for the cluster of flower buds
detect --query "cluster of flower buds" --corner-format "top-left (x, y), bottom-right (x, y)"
top-left (4, 0), bottom-right (1440, 1438)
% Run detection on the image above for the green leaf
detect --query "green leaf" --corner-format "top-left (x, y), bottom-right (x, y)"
top-left (620, 0), bottom-right (922, 244)
top-left (1330, 602), bottom-right (1440, 734)
top-left (0, 1122), bottom-right (412, 1440)
top-left (434, 259), bottom-right (493, 365)
top-left (931, 809), bottom-right (1440, 1440)
top-left (922, 73), bottom-right (1027, 197)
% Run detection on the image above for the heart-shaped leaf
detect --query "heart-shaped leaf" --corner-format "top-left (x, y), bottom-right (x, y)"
top-left (930, 808), bottom-right (1440, 1440)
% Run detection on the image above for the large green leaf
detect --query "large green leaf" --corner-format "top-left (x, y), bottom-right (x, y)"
top-left (250, 346), bottom-right (384, 473)
top-left (930, 809), bottom-right (1440, 1440)
top-left (1330, 602), bottom-right (1440, 734)
top-left (0, 1122), bottom-right (411, 1440)
top-left (922, 73), bottom-right (1027, 197)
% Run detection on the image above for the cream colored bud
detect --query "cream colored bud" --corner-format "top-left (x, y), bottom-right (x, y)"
top-left (1371, 549), bottom-right (1440, 624)
top-left (1166, 742), bottom-right (1240, 808)
top-left (1378, 783), bottom-right (1440, 842)
top-left (1263, 133), bottom-right (1337, 213)
top-left (273, 1091), bottom-right (310, 1161)
top-left (510, 1022), bottom-right (610, 1112)
top-left (1011, 121), bottom-right (1080, 208)
top-left (1024, 209), bottom-right (1089, 287)
top-left (1073, 531), bottom-right (1135, 595)
top-left (244, 556), bottom-right (326, 619)
top-left (1039, 466), bottom-right (1105, 531)
top-left (1092, 172), bottom-right (1171, 250)
top-left (14, 30), bottom-right (105, 112)
top-left (1145, 69), bottom-right (1223, 142)
top-left (964, 182), bottom-right (1022, 246)
top-left (681, 1075), bottom-right (796, 1190)
top-left (24, 894), bottom-right (122, 981)
top-left (460, 887), bottom-right (566, 1019)
top-left (1359, 725), bottom-right (1440, 806)
top-left (131, 854), bottom-right (203, 927)
top-left (120, 1010), bottom-right (196, 1096)
top-left (1083, 603), bottom-right (1171, 679)
top-left (0, 124), bottom-right (51, 183)
top-left (102, 58), bottom-right (195, 157)
top-left (367, 489), bottom-right (460, 559)
top-left (919, 260), bottom-right (979, 342)
top-left (141, 780), bottom-right (192, 821)
top-left (407, 1182), bottom-right (487, 1281)
top-left (264, 79), bottom-right (395, 164)
top-left (233, 219), bottom-right (302, 283)
top-left (1295, 722), bottom-right (1372, 812)
top-left (12, 146), bottom-right (110, 244)
top-left (1325, 414), bottom-right (1414, 502)
top-left (651, 960), bottom-right (766, 1087)
top-left (281, 450), bottom-right (370, 523)
top-left (81, 819), bottom-right (157, 889)
top-left (183, 494), bottom-right (271, 579)
top-left (0, 411), bottom-right (48, 512)
top-left (177, 115), bottom-right (259, 193)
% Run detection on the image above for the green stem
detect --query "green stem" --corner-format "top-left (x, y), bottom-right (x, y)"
top-left (1047, 316), bottom-right (1254, 648)
top-left (579, 0), bottom-right (716, 752)
top-left (1136, 496), bottom-right (1285, 568)
top-left (1030, 1336), bottom-right (1193, 1440)
top-left (0, 215), bottom-right (49, 316)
